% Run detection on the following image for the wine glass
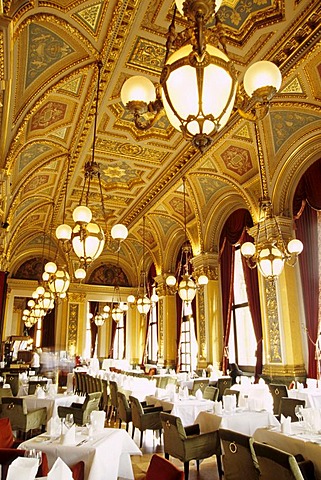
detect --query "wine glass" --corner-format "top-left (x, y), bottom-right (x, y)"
top-left (65, 413), bottom-right (74, 429)
top-left (295, 405), bottom-right (303, 423)
top-left (24, 449), bottom-right (42, 466)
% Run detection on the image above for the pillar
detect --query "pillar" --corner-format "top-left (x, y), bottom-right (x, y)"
top-left (156, 276), bottom-right (177, 369)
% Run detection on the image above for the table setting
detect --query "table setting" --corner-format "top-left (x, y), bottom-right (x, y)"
top-left (19, 411), bottom-right (142, 480)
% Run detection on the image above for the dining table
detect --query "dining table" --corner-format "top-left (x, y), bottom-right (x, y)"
top-left (254, 423), bottom-right (321, 480)
top-left (19, 427), bottom-right (142, 480)
top-left (145, 394), bottom-right (214, 426)
top-left (195, 408), bottom-right (279, 435)
top-left (21, 393), bottom-right (84, 421)
top-left (288, 388), bottom-right (321, 409)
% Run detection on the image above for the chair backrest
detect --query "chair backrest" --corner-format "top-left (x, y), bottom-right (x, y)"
top-left (160, 412), bottom-right (186, 459)
top-left (82, 392), bottom-right (102, 424)
top-left (217, 377), bottom-right (233, 399)
top-left (253, 441), bottom-right (305, 480)
top-left (219, 428), bottom-right (260, 480)
top-left (146, 454), bottom-right (184, 480)
top-left (191, 378), bottom-right (209, 395)
top-left (0, 418), bottom-right (14, 448)
top-left (109, 381), bottom-right (118, 408)
top-left (4, 374), bottom-right (19, 396)
top-left (1, 397), bottom-right (26, 415)
top-left (279, 397), bottom-right (305, 422)
top-left (28, 380), bottom-right (48, 395)
top-left (223, 389), bottom-right (240, 405)
top-left (203, 386), bottom-right (219, 401)
top-left (268, 384), bottom-right (288, 415)
top-left (129, 395), bottom-right (144, 427)
top-left (117, 392), bottom-right (131, 421)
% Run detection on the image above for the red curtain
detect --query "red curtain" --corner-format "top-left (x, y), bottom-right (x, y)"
top-left (293, 158), bottom-right (321, 378)
top-left (89, 302), bottom-right (98, 358)
top-left (108, 319), bottom-right (117, 358)
top-left (219, 209), bottom-right (262, 375)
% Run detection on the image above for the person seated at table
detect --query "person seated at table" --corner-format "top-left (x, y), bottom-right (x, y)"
top-left (229, 363), bottom-right (243, 385)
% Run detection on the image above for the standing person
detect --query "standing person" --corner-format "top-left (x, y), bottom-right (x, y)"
top-left (30, 348), bottom-right (40, 375)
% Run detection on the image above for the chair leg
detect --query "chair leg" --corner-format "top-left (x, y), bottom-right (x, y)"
top-left (196, 460), bottom-right (200, 471)
top-left (216, 454), bottom-right (223, 480)
top-left (132, 426), bottom-right (135, 439)
top-left (119, 419), bottom-right (122, 428)
top-left (165, 453), bottom-right (169, 460)
top-left (126, 422), bottom-right (129, 432)
top-left (184, 462), bottom-right (189, 480)
top-left (140, 430), bottom-right (143, 448)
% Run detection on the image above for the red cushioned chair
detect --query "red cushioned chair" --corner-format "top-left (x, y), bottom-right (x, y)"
top-left (0, 418), bottom-right (20, 448)
top-left (0, 448), bottom-right (49, 480)
top-left (146, 454), bottom-right (184, 480)
top-left (71, 461), bottom-right (85, 480)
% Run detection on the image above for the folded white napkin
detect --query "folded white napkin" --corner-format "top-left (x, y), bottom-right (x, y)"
top-left (258, 378), bottom-right (265, 385)
top-left (214, 401), bottom-right (222, 414)
top-left (36, 386), bottom-right (46, 398)
top-left (47, 417), bottom-right (61, 437)
top-left (7, 457), bottom-right (38, 480)
top-left (48, 457), bottom-right (73, 480)
top-left (195, 389), bottom-right (203, 400)
top-left (280, 414), bottom-right (292, 434)
top-left (90, 410), bottom-right (105, 432)
top-left (60, 424), bottom-right (76, 445)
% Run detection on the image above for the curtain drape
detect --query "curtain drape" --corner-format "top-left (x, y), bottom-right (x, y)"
top-left (0, 272), bottom-right (8, 341)
top-left (219, 209), bottom-right (262, 374)
top-left (140, 264), bottom-right (157, 368)
top-left (41, 307), bottom-right (55, 348)
top-left (108, 319), bottom-right (117, 358)
top-left (293, 159), bottom-right (321, 378)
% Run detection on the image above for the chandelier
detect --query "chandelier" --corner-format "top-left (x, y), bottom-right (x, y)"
top-left (127, 216), bottom-right (159, 315)
top-left (240, 123), bottom-right (303, 279)
top-left (121, 0), bottom-right (282, 151)
top-left (56, 61), bottom-right (128, 277)
top-left (165, 177), bottom-right (208, 305)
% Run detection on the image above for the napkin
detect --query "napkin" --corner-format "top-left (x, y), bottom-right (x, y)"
top-left (36, 386), bottom-right (46, 398)
top-left (280, 414), bottom-right (292, 434)
top-left (195, 389), bottom-right (203, 400)
top-left (48, 457), bottom-right (73, 480)
top-left (90, 410), bottom-right (105, 432)
top-left (7, 457), bottom-right (39, 480)
top-left (60, 424), bottom-right (76, 445)
top-left (47, 417), bottom-right (61, 437)
top-left (214, 401), bottom-right (222, 414)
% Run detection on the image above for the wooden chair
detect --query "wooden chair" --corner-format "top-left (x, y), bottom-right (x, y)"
top-left (219, 428), bottom-right (260, 480)
top-left (217, 377), bottom-right (233, 401)
top-left (190, 378), bottom-right (209, 396)
top-left (223, 388), bottom-right (240, 406)
top-left (203, 385), bottom-right (219, 401)
top-left (117, 391), bottom-right (132, 432)
top-left (160, 412), bottom-right (222, 480)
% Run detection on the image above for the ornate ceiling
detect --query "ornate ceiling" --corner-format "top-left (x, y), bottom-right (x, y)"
top-left (0, 0), bottom-right (320, 286)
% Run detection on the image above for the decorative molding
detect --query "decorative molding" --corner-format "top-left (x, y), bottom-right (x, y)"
top-left (266, 279), bottom-right (282, 363)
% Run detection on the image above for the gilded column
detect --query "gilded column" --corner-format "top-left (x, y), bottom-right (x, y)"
top-left (192, 253), bottom-right (222, 370)
top-left (64, 292), bottom-right (87, 357)
top-left (126, 305), bottom-right (141, 366)
top-left (156, 276), bottom-right (177, 369)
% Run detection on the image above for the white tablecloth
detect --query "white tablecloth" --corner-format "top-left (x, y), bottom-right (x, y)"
top-left (254, 424), bottom-right (321, 480)
top-left (22, 394), bottom-right (83, 421)
top-left (146, 395), bottom-right (213, 426)
top-left (288, 388), bottom-right (321, 409)
top-left (20, 427), bottom-right (141, 480)
top-left (195, 409), bottom-right (279, 435)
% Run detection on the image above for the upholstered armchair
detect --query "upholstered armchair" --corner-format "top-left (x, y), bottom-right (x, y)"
top-left (203, 386), bottom-right (219, 401)
top-left (109, 380), bottom-right (119, 421)
top-left (0, 397), bottom-right (46, 438)
top-left (268, 384), bottom-right (288, 416)
top-left (216, 377), bottom-right (233, 401)
top-left (145, 454), bottom-right (184, 480)
top-left (129, 395), bottom-right (163, 448)
top-left (160, 412), bottom-right (222, 480)
top-left (117, 391), bottom-right (132, 432)
top-left (279, 397), bottom-right (305, 422)
top-left (0, 418), bottom-right (20, 448)
top-left (57, 391), bottom-right (102, 425)
top-left (4, 373), bottom-right (19, 397)
top-left (253, 441), bottom-right (315, 480)
top-left (190, 379), bottom-right (209, 396)
top-left (219, 428), bottom-right (260, 480)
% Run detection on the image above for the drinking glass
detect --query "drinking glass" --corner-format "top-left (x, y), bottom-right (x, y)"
top-left (24, 449), bottom-right (42, 466)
